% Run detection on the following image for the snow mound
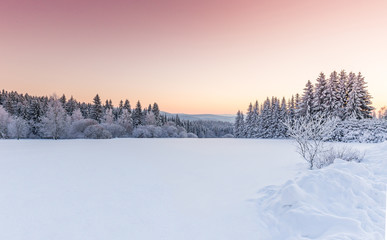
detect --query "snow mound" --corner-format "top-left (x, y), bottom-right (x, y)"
top-left (256, 144), bottom-right (387, 240)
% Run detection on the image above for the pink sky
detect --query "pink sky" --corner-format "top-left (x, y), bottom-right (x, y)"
top-left (0, 0), bottom-right (386, 114)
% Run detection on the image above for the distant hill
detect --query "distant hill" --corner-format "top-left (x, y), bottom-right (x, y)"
top-left (161, 112), bottom-right (236, 123)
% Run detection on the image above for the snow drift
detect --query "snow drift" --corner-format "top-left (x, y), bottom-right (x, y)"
top-left (256, 142), bottom-right (387, 240)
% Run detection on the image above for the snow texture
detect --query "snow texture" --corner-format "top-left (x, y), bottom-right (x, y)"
top-left (256, 142), bottom-right (387, 240)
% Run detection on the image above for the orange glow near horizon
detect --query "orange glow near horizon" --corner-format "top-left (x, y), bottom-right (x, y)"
top-left (0, 0), bottom-right (386, 114)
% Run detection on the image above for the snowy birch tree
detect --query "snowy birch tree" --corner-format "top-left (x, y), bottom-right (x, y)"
top-left (0, 105), bottom-right (10, 138)
top-left (8, 116), bottom-right (29, 139)
top-left (40, 96), bottom-right (68, 139)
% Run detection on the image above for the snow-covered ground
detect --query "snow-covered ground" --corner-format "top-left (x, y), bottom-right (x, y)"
top-left (257, 142), bottom-right (387, 239)
top-left (0, 139), bottom-right (385, 239)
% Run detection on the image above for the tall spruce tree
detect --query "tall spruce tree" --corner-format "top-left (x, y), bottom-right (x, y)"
top-left (326, 71), bottom-right (340, 117)
top-left (123, 99), bottom-right (131, 113)
top-left (233, 110), bottom-right (245, 138)
top-left (313, 72), bottom-right (328, 114)
top-left (251, 101), bottom-right (260, 138)
top-left (346, 75), bottom-right (362, 119)
top-left (152, 102), bottom-right (161, 126)
top-left (298, 80), bottom-right (314, 117)
top-left (132, 100), bottom-right (143, 127)
top-left (356, 72), bottom-right (374, 118)
top-left (244, 103), bottom-right (254, 138)
top-left (336, 70), bottom-right (348, 119)
top-left (91, 94), bottom-right (103, 123)
top-left (65, 96), bottom-right (78, 116)
top-left (259, 98), bottom-right (272, 138)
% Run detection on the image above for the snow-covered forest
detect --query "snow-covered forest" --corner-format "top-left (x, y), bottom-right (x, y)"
top-left (234, 70), bottom-right (387, 143)
top-left (1, 70), bottom-right (386, 141)
top-left (0, 92), bottom-right (233, 139)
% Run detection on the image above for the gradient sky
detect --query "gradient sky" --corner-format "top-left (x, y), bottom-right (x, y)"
top-left (0, 0), bottom-right (386, 114)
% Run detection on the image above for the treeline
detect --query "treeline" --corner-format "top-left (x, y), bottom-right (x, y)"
top-left (234, 70), bottom-right (386, 141)
top-left (0, 91), bottom-right (233, 139)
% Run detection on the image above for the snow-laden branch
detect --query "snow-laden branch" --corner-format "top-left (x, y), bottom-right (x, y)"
top-left (283, 114), bottom-right (338, 169)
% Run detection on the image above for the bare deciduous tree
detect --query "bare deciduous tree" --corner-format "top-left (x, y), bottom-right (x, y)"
top-left (283, 114), bottom-right (338, 169)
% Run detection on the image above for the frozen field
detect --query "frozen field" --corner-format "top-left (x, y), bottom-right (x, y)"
top-left (0, 139), bottom-right (385, 239)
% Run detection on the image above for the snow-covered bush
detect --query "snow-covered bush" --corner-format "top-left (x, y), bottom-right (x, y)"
top-left (100, 123), bottom-right (125, 138)
top-left (160, 124), bottom-right (179, 138)
top-left (284, 115), bottom-right (338, 169)
top-left (69, 119), bottom-right (98, 138)
top-left (84, 124), bottom-right (112, 139)
top-left (132, 126), bottom-right (152, 138)
top-left (316, 147), bottom-right (365, 169)
top-left (187, 132), bottom-right (198, 138)
top-left (332, 119), bottom-right (387, 143)
top-left (133, 125), bottom-right (161, 138)
top-left (179, 131), bottom-right (188, 138)
top-left (132, 124), bottom-right (190, 138)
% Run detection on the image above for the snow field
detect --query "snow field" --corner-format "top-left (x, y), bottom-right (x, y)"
top-left (0, 139), bottom-right (301, 240)
top-left (0, 139), bottom-right (385, 240)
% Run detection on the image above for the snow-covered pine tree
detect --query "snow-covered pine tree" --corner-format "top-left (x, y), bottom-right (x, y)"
top-left (233, 111), bottom-right (240, 138)
top-left (356, 72), bottom-right (374, 119)
top-left (27, 99), bottom-right (44, 136)
top-left (91, 94), bottom-right (104, 123)
top-left (123, 99), bottom-right (131, 113)
top-left (294, 93), bottom-right (301, 118)
top-left (175, 114), bottom-right (182, 126)
top-left (345, 72), bottom-right (356, 118)
top-left (326, 71), bottom-right (340, 117)
top-left (142, 109), bottom-right (148, 125)
top-left (59, 94), bottom-right (66, 106)
top-left (40, 95), bottom-right (68, 139)
top-left (270, 97), bottom-right (280, 138)
top-left (132, 100), bottom-right (143, 127)
top-left (65, 96), bottom-right (78, 116)
top-left (312, 72), bottom-right (328, 115)
top-left (288, 95), bottom-right (296, 122)
top-left (4, 97), bottom-right (14, 115)
top-left (118, 100), bottom-right (124, 116)
top-left (298, 80), bottom-right (314, 117)
top-left (79, 103), bottom-right (90, 119)
top-left (152, 102), bottom-right (162, 126)
top-left (251, 101), bottom-right (260, 138)
top-left (259, 98), bottom-right (272, 138)
top-left (244, 103), bottom-right (254, 138)
top-left (346, 74), bottom-right (362, 119)
top-left (278, 97), bottom-right (288, 138)
top-left (104, 100), bottom-right (110, 110)
top-left (336, 70), bottom-right (348, 119)
top-left (233, 110), bottom-right (245, 138)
